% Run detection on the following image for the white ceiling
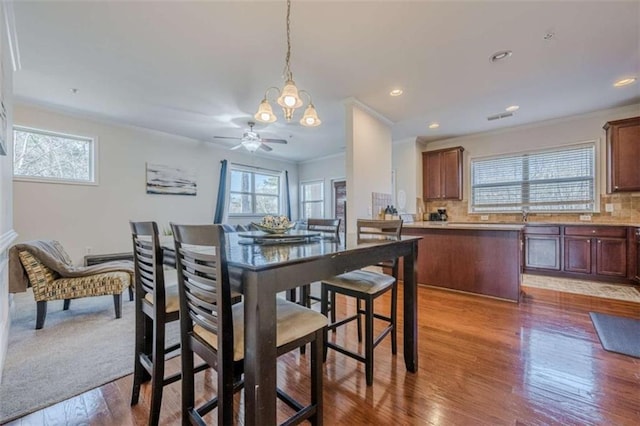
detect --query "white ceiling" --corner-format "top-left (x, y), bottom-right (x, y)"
top-left (11, 1), bottom-right (640, 163)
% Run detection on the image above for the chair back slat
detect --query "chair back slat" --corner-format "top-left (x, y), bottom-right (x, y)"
top-left (171, 224), bottom-right (233, 356)
top-left (307, 218), bottom-right (341, 237)
top-left (130, 221), bottom-right (166, 302)
top-left (356, 219), bottom-right (403, 242)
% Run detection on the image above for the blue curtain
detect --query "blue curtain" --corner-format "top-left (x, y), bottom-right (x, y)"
top-left (284, 170), bottom-right (291, 220)
top-left (214, 160), bottom-right (228, 223)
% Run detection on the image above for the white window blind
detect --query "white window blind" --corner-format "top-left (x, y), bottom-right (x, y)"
top-left (471, 144), bottom-right (596, 213)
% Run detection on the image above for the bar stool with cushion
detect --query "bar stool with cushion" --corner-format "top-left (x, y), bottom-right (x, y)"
top-left (129, 221), bottom-right (183, 426)
top-left (320, 219), bottom-right (403, 386)
top-left (171, 223), bottom-right (328, 426)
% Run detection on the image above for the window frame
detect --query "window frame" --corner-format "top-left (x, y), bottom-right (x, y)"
top-left (300, 179), bottom-right (325, 219)
top-left (227, 165), bottom-right (282, 217)
top-left (12, 126), bottom-right (98, 186)
top-left (469, 141), bottom-right (598, 214)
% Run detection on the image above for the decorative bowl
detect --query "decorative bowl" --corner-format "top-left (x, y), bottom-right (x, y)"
top-left (252, 222), bottom-right (296, 234)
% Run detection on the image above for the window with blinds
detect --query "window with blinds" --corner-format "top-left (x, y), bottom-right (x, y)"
top-left (471, 143), bottom-right (596, 213)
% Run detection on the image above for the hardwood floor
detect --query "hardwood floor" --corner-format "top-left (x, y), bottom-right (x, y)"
top-left (7, 284), bottom-right (640, 425)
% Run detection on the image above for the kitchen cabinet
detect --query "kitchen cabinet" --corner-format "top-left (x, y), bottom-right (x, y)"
top-left (422, 146), bottom-right (464, 200)
top-left (604, 116), bottom-right (640, 193)
top-left (523, 226), bottom-right (561, 271)
top-left (635, 228), bottom-right (640, 283)
top-left (563, 226), bottom-right (627, 278)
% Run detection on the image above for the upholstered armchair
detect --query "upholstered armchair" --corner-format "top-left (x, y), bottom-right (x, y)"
top-left (9, 240), bottom-right (134, 329)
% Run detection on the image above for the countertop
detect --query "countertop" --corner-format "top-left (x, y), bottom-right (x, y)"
top-left (404, 221), bottom-right (640, 230)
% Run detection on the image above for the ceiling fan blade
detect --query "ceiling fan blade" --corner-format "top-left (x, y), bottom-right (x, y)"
top-left (260, 138), bottom-right (288, 144)
top-left (230, 144), bottom-right (244, 150)
top-left (259, 143), bottom-right (273, 152)
top-left (214, 136), bottom-right (242, 140)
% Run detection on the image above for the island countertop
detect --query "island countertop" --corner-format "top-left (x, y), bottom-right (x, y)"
top-left (404, 221), bottom-right (525, 231)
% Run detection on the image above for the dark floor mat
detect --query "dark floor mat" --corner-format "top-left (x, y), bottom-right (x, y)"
top-left (590, 312), bottom-right (640, 358)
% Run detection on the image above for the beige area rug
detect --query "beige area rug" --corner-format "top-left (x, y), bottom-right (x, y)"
top-left (522, 274), bottom-right (640, 303)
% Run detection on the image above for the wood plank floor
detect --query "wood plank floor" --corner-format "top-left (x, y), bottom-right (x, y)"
top-left (6, 284), bottom-right (640, 425)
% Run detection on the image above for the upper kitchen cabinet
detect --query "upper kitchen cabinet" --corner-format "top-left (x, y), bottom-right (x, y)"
top-left (604, 116), bottom-right (640, 193)
top-left (422, 146), bottom-right (464, 200)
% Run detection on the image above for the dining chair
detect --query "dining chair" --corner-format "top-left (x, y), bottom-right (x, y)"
top-left (129, 221), bottom-right (182, 426)
top-left (171, 223), bottom-right (328, 425)
top-left (320, 219), bottom-right (403, 386)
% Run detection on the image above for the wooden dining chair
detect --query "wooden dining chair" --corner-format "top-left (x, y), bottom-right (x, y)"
top-left (171, 223), bottom-right (328, 425)
top-left (129, 221), bottom-right (182, 426)
top-left (320, 219), bottom-right (403, 386)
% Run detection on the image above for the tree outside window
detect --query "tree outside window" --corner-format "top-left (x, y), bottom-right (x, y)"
top-left (301, 180), bottom-right (324, 219)
top-left (229, 168), bottom-right (280, 215)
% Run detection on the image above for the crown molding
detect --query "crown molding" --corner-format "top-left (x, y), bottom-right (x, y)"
top-left (343, 97), bottom-right (394, 127)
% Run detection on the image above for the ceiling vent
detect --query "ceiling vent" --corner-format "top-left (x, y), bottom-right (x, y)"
top-left (487, 112), bottom-right (514, 121)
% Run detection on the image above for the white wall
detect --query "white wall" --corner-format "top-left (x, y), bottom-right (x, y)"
top-left (13, 104), bottom-right (299, 264)
top-left (345, 101), bottom-right (392, 233)
top-left (297, 152), bottom-right (345, 218)
top-left (392, 137), bottom-right (422, 214)
top-left (0, 3), bottom-right (17, 382)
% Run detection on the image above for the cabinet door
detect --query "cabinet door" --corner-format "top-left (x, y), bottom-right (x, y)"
top-left (422, 151), bottom-right (442, 200)
top-left (525, 235), bottom-right (561, 271)
top-left (606, 117), bottom-right (640, 192)
top-left (564, 237), bottom-right (592, 274)
top-left (595, 237), bottom-right (627, 277)
top-left (441, 148), bottom-right (462, 200)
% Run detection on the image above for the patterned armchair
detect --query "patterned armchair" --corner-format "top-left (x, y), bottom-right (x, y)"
top-left (10, 240), bottom-right (134, 329)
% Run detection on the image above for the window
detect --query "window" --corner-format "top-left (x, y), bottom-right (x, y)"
top-left (228, 167), bottom-right (280, 215)
top-left (13, 127), bottom-right (96, 184)
top-left (471, 143), bottom-right (596, 213)
top-left (301, 180), bottom-right (324, 219)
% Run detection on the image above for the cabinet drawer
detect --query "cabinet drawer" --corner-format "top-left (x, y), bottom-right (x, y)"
top-left (564, 226), bottom-right (627, 238)
top-left (524, 226), bottom-right (560, 235)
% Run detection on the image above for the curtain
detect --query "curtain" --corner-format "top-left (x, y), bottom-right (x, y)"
top-left (284, 170), bottom-right (292, 220)
top-left (213, 160), bottom-right (228, 223)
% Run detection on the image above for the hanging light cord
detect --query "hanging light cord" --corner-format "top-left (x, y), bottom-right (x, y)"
top-left (283, 0), bottom-right (292, 80)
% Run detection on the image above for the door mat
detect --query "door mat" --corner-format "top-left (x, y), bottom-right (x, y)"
top-left (589, 312), bottom-right (640, 358)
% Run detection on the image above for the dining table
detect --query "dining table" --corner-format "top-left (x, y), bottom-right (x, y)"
top-left (166, 229), bottom-right (421, 425)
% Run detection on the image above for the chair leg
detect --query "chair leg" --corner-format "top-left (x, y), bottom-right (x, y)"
top-left (310, 328), bottom-right (324, 426)
top-left (356, 297), bottom-right (363, 342)
top-left (391, 282), bottom-right (398, 355)
top-left (149, 319), bottom-right (166, 426)
top-left (365, 297), bottom-right (374, 386)
top-left (131, 300), bottom-right (148, 406)
top-left (129, 286), bottom-right (134, 301)
top-left (181, 340), bottom-right (195, 426)
top-left (113, 294), bottom-right (122, 318)
top-left (63, 299), bottom-right (71, 310)
top-left (320, 285), bottom-right (329, 362)
top-left (299, 284), bottom-right (311, 355)
top-left (35, 301), bottom-right (47, 329)
top-left (330, 291), bottom-right (336, 331)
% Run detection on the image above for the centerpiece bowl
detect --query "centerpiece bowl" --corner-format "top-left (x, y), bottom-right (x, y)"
top-left (252, 215), bottom-right (296, 234)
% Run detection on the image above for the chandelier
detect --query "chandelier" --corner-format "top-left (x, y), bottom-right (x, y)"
top-left (254, 0), bottom-right (321, 127)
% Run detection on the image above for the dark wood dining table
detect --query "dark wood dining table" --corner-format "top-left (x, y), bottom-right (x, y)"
top-left (166, 230), bottom-right (421, 425)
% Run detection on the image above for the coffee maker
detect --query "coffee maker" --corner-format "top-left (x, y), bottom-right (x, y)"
top-left (437, 208), bottom-right (448, 221)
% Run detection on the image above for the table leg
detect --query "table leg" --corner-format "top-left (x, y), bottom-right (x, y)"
top-left (403, 241), bottom-right (418, 372)
top-left (243, 270), bottom-right (278, 425)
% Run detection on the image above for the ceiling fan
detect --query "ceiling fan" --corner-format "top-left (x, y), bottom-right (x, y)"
top-left (214, 122), bottom-right (287, 152)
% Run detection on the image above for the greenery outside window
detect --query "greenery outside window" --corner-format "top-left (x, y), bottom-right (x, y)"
top-left (228, 167), bottom-right (281, 216)
top-left (301, 180), bottom-right (324, 219)
top-left (13, 126), bottom-right (96, 184)
top-left (470, 143), bottom-right (596, 213)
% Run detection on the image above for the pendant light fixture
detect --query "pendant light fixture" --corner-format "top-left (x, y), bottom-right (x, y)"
top-left (254, 0), bottom-right (321, 127)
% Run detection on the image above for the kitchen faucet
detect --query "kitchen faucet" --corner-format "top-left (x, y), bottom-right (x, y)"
top-left (522, 209), bottom-right (529, 223)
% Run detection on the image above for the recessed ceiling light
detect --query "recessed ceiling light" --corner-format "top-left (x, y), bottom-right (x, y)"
top-left (70, 88), bottom-right (79, 94)
top-left (613, 77), bottom-right (637, 87)
top-left (505, 105), bottom-right (520, 112)
top-left (390, 89), bottom-right (403, 96)
top-left (428, 122), bottom-right (440, 129)
top-left (490, 50), bottom-right (512, 62)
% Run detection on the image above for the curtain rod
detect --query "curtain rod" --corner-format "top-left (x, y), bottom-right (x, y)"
top-left (230, 162), bottom-right (283, 174)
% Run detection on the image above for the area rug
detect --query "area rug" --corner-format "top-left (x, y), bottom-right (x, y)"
top-left (522, 274), bottom-right (640, 303)
top-left (590, 312), bottom-right (640, 358)
top-left (0, 289), bottom-right (178, 423)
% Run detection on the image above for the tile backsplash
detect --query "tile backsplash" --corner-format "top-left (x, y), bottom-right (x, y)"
top-left (423, 192), bottom-right (640, 224)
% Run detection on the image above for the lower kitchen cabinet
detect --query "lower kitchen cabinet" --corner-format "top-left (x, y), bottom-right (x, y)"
top-left (524, 226), bottom-right (561, 271)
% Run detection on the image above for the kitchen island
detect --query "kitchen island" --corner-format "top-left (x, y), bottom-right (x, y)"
top-left (403, 222), bottom-right (524, 302)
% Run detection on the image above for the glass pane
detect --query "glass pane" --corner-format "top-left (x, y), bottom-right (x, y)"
top-left (303, 182), bottom-right (323, 201)
top-left (229, 193), bottom-right (252, 214)
top-left (13, 129), bottom-right (93, 181)
top-left (255, 195), bottom-right (279, 214)
top-left (230, 170), bottom-right (252, 192)
top-left (255, 173), bottom-right (279, 195)
top-left (304, 201), bottom-right (324, 219)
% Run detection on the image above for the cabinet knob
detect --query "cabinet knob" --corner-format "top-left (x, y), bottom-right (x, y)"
top-left (597, 240), bottom-right (601, 244)
top-left (614, 186), bottom-right (619, 189)
top-left (592, 230), bottom-right (596, 233)
top-left (588, 240), bottom-right (591, 243)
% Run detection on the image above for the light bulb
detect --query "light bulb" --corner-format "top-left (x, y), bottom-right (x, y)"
top-left (260, 112), bottom-right (271, 121)
top-left (284, 95), bottom-right (297, 107)
top-left (305, 117), bottom-right (315, 125)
